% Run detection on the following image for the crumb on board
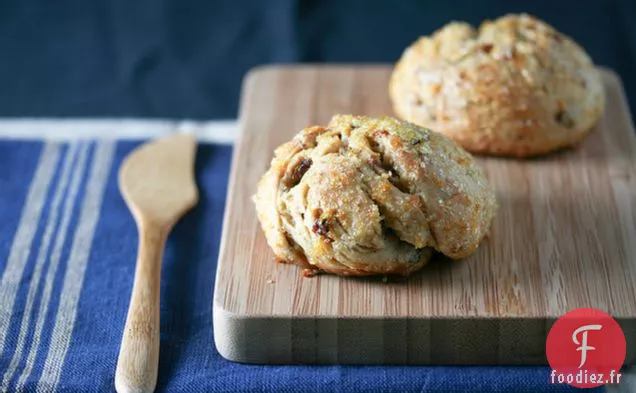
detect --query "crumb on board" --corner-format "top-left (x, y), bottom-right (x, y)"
top-left (303, 268), bottom-right (319, 277)
top-left (266, 279), bottom-right (276, 284)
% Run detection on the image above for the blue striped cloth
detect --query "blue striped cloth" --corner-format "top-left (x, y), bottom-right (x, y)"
top-left (0, 137), bottom-right (596, 392)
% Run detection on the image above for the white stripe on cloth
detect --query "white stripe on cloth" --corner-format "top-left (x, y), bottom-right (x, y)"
top-left (36, 141), bottom-right (115, 393)
top-left (0, 119), bottom-right (239, 145)
top-left (15, 143), bottom-right (90, 392)
top-left (0, 143), bottom-right (61, 353)
top-left (0, 143), bottom-right (82, 391)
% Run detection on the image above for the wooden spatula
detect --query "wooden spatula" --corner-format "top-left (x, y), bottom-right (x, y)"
top-left (115, 134), bottom-right (199, 393)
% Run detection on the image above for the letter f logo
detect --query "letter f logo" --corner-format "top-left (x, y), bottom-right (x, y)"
top-left (572, 324), bottom-right (602, 368)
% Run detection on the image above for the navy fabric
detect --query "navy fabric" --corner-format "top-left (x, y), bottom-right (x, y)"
top-left (0, 0), bottom-right (635, 120)
top-left (0, 139), bottom-right (600, 392)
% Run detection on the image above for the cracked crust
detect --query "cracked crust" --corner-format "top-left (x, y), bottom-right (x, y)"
top-left (389, 13), bottom-right (605, 157)
top-left (253, 115), bottom-right (497, 276)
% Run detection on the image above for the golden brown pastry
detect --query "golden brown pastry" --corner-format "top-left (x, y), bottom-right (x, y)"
top-left (253, 115), bottom-right (496, 276)
top-left (389, 13), bottom-right (605, 157)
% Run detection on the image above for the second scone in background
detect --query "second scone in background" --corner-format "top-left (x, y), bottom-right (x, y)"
top-left (389, 13), bottom-right (605, 158)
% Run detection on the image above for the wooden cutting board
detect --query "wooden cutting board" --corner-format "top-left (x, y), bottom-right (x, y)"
top-left (213, 65), bottom-right (636, 365)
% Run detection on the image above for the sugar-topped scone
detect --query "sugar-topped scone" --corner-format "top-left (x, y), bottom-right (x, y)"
top-left (389, 13), bottom-right (605, 157)
top-left (253, 115), bottom-right (497, 276)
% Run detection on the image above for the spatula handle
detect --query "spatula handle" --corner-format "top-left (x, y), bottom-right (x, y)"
top-left (115, 225), bottom-right (165, 393)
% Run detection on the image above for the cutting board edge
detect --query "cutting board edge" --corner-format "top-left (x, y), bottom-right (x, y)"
top-left (213, 302), bottom-right (636, 365)
top-left (240, 64), bottom-right (630, 106)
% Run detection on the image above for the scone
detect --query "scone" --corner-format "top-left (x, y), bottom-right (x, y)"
top-left (389, 13), bottom-right (605, 157)
top-left (253, 115), bottom-right (497, 277)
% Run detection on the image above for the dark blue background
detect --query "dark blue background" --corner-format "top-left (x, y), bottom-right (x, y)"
top-left (0, 0), bottom-right (634, 119)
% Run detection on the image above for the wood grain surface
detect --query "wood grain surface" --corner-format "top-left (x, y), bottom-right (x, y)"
top-left (213, 65), bottom-right (636, 365)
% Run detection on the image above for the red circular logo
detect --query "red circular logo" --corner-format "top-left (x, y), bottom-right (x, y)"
top-left (546, 308), bottom-right (626, 388)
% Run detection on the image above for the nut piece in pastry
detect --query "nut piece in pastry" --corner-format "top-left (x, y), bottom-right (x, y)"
top-left (253, 115), bottom-right (497, 277)
top-left (389, 13), bottom-right (605, 157)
